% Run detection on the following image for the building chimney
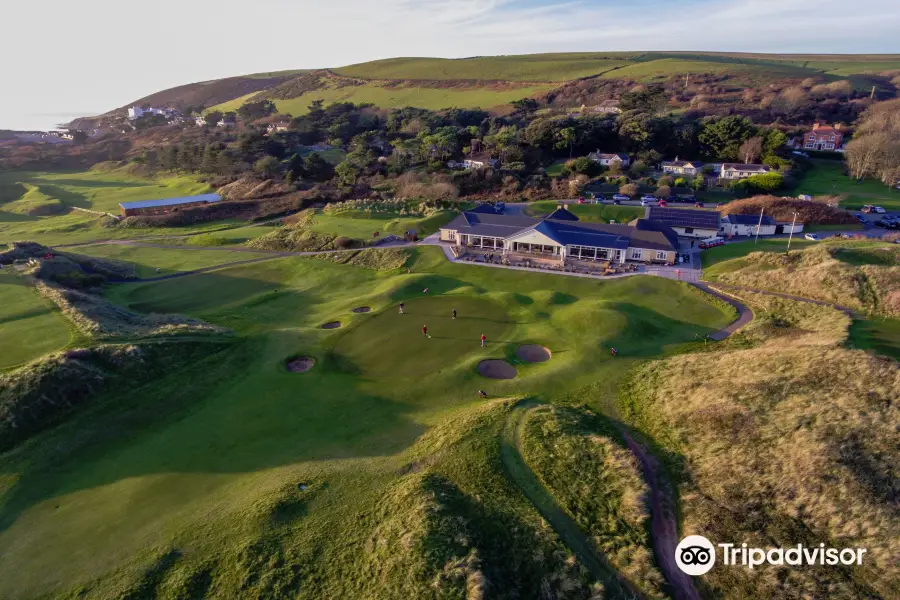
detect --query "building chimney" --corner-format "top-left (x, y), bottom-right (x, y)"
top-left (834, 123), bottom-right (842, 131)
top-left (812, 122), bottom-right (821, 131)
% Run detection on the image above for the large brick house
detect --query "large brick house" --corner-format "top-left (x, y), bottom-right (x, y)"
top-left (802, 123), bottom-right (846, 152)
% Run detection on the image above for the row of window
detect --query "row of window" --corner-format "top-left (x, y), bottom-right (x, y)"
top-left (458, 235), bottom-right (668, 261)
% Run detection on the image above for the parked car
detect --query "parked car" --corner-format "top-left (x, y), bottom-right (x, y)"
top-left (804, 233), bottom-right (821, 241)
top-left (640, 199), bottom-right (654, 206)
top-left (698, 236), bottom-right (725, 249)
top-left (792, 151), bottom-right (810, 158)
top-left (612, 194), bottom-right (631, 201)
top-left (798, 194), bottom-right (813, 202)
top-left (657, 199), bottom-right (668, 207)
top-left (494, 201), bottom-right (505, 214)
top-left (873, 206), bottom-right (886, 214)
top-left (855, 214), bottom-right (868, 223)
top-left (611, 198), bottom-right (621, 205)
top-left (640, 195), bottom-right (656, 202)
top-left (694, 201), bottom-right (704, 208)
top-left (861, 205), bottom-right (875, 213)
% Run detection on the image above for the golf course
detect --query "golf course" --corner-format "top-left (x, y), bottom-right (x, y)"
top-left (0, 239), bottom-right (740, 599)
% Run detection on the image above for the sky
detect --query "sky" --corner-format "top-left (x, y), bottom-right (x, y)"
top-left (3, 0), bottom-right (899, 131)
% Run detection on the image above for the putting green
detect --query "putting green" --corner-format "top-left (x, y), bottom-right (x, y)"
top-left (332, 296), bottom-right (514, 378)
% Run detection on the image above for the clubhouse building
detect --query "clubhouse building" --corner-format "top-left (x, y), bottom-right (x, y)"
top-left (440, 207), bottom-right (679, 266)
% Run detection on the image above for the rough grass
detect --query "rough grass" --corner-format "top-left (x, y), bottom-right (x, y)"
top-left (35, 280), bottom-right (228, 340)
top-left (0, 342), bottom-right (228, 451)
top-left (794, 159), bottom-right (900, 211)
top-left (520, 405), bottom-right (667, 599)
top-left (246, 224), bottom-right (363, 252)
top-left (618, 292), bottom-right (899, 600)
top-left (705, 243), bottom-right (900, 317)
top-left (308, 248), bottom-right (410, 271)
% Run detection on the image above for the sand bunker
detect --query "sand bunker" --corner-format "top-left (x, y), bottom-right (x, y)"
top-left (286, 356), bottom-right (316, 373)
top-left (351, 306), bottom-right (371, 313)
top-left (321, 321), bottom-right (342, 329)
top-left (478, 359), bottom-right (517, 380)
top-left (516, 345), bottom-right (552, 363)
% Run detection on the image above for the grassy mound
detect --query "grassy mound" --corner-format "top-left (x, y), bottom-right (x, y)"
top-left (2, 184), bottom-right (66, 216)
top-left (705, 243), bottom-right (900, 317)
top-left (246, 224), bottom-right (364, 252)
top-left (0, 342), bottom-right (228, 451)
top-left (0, 241), bottom-right (135, 286)
top-left (36, 281), bottom-right (228, 340)
top-left (520, 405), bottom-right (666, 599)
top-left (721, 195), bottom-right (857, 225)
top-left (619, 292), bottom-right (899, 599)
top-left (308, 248), bottom-right (410, 271)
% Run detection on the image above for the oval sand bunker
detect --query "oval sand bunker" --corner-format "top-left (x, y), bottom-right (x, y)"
top-left (478, 359), bottom-right (517, 380)
top-left (286, 356), bottom-right (316, 373)
top-left (321, 321), bottom-right (342, 329)
top-left (516, 345), bottom-right (552, 363)
top-left (351, 306), bottom-right (371, 313)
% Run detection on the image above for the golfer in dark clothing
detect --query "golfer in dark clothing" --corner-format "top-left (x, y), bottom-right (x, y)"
top-left (480, 334), bottom-right (486, 347)
top-left (422, 325), bottom-right (428, 337)
top-left (452, 309), bottom-right (457, 320)
top-left (399, 303), bottom-right (404, 314)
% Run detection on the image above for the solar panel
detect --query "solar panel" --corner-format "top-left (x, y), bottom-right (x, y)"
top-left (647, 207), bottom-right (720, 229)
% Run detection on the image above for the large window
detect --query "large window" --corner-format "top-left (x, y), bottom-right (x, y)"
top-left (513, 242), bottom-right (558, 255)
top-left (629, 248), bottom-right (643, 260)
top-left (568, 245), bottom-right (612, 261)
top-left (656, 251), bottom-right (668, 260)
top-left (468, 235), bottom-right (503, 249)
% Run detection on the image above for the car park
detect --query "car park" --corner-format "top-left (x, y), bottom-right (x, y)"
top-left (855, 214), bottom-right (867, 223)
top-left (804, 233), bottom-right (821, 241)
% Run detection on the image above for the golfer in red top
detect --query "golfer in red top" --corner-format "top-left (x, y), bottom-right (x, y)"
top-left (423, 325), bottom-right (429, 338)
top-left (480, 333), bottom-right (486, 347)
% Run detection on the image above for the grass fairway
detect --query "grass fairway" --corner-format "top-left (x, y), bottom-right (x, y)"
top-left (72, 244), bottom-right (273, 278)
top-left (0, 271), bottom-right (72, 369)
top-left (524, 200), bottom-right (644, 223)
top-left (306, 208), bottom-right (458, 239)
top-left (0, 246), bottom-right (735, 598)
top-left (794, 159), bottom-right (900, 210)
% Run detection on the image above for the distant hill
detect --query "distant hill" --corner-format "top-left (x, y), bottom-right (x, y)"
top-left (75, 52), bottom-right (900, 125)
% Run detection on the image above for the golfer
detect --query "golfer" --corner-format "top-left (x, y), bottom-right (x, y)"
top-left (452, 309), bottom-right (457, 320)
top-left (480, 333), bottom-right (486, 347)
top-left (610, 347), bottom-right (618, 356)
top-left (399, 303), bottom-right (404, 314)
top-left (422, 325), bottom-right (428, 337)
top-left (423, 288), bottom-right (429, 295)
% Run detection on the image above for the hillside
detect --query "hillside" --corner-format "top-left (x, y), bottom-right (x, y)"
top-left (77, 52), bottom-right (900, 125)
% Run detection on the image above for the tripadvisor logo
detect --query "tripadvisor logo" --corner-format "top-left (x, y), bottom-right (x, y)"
top-left (675, 535), bottom-right (868, 576)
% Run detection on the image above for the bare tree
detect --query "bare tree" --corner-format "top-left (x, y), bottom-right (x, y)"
top-left (845, 133), bottom-right (888, 180)
top-left (739, 137), bottom-right (765, 163)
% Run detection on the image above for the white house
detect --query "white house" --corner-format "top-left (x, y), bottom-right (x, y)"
top-left (722, 213), bottom-right (804, 236)
top-left (719, 163), bottom-right (771, 180)
top-left (195, 116), bottom-right (206, 127)
top-left (266, 123), bottom-right (289, 134)
top-left (587, 152), bottom-right (630, 169)
top-left (662, 160), bottom-right (704, 176)
top-left (127, 106), bottom-right (170, 120)
top-left (462, 156), bottom-right (499, 170)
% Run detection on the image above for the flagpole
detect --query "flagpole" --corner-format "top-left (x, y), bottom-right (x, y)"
top-left (755, 206), bottom-right (764, 244)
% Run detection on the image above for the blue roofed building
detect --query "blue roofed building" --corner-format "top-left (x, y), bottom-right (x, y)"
top-left (439, 205), bottom-right (678, 265)
top-left (119, 193), bottom-right (222, 217)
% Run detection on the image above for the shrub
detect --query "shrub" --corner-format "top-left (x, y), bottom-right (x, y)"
top-left (619, 183), bottom-right (638, 196)
top-left (654, 185), bottom-right (671, 198)
top-left (743, 171), bottom-right (784, 193)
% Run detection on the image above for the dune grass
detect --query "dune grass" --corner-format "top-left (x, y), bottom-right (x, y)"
top-left (0, 271), bottom-right (72, 370)
top-left (618, 291), bottom-right (899, 599)
top-left (305, 208), bottom-right (457, 240)
top-left (0, 245), bottom-right (734, 598)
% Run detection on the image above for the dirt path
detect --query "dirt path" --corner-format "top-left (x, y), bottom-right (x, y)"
top-left (690, 282), bottom-right (754, 340)
top-left (616, 427), bottom-right (702, 600)
top-left (500, 403), bottom-right (638, 599)
top-left (704, 282), bottom-right (861, 317)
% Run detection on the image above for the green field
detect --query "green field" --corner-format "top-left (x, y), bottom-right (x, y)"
top-left (524, 200), bottom-right (644, 224)
top-left (794, 159), bottom-right (900, 210)
top-left (0, 245), bottom-right (735, 598)
top-left (0, 271), bottom-right (72, 370)
top-left (270, 82), bottom-right (552, 115)
top-left (72, 244), bottom-right (272, 278)
top-left (306, 209), bottom-right (458, 240)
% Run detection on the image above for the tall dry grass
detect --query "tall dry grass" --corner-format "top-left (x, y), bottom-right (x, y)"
top-left (620, 293), bottom-right (899, 599)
